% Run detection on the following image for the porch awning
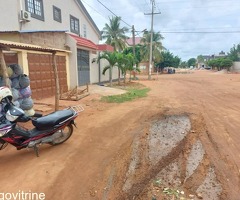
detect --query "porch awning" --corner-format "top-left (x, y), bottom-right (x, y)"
top-left (0, 39), bottom-right (71, 53)
top-left (69, 34), bottom-right (98, 50)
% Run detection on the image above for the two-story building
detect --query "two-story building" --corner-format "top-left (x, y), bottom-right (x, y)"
top-left (0, 0), bottom-right (114, 99)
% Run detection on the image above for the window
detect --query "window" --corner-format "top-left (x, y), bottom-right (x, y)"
top-left (53, 6), bottom-right (61, 23)
top-left (25, 0), bottom-right (44, 21)
top-left (83, 24), bottom-right (87, 38)
top-left (70, 15), bottom-right (80, 35)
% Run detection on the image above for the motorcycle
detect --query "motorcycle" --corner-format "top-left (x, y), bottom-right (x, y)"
top-left (0, 86), bottom-right (83, 156)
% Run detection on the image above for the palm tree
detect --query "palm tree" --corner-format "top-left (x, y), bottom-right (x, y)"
top-left (140, 30), bottom-right (165, 64)
top-left (102, 16), bottom-right (129, 51)
top-left (97, 51), bottom-right (118, 87)
top-left (101, 16), bottom-right (129, 85)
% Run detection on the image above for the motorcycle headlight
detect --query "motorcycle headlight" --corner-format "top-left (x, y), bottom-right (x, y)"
top-left (6, 110), bottom-right (19, 122)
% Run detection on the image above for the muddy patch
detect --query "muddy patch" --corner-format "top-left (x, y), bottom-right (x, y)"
top-left (103, 114), bottom-right (222, 200)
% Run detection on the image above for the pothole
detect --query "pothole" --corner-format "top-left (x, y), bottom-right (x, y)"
top-left (103, 114), bottom-right (223, 200)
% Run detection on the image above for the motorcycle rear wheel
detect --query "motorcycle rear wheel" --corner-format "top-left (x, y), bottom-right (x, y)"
top-left (50, 124), bottom-right (73, 145)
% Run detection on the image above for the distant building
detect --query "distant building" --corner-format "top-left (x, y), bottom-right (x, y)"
top-left (197, 51), bottom-right (227, 68)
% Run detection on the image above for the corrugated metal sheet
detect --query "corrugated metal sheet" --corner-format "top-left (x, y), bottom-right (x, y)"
top-left (69, 34), bottom-right (98, 50)
top-left (0, 39), bottom-right (70, 53)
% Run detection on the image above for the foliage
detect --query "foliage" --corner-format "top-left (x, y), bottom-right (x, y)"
top-left (140, 30), bottom-right (165, 64)
top-left (187, 58), bottom-right (197, 67)
top-left (98, 51), bottom-right (139, 86)
top-left (221, 58), bottom-right (233, 70)
top-left (123, 45), bottom-right (142, 66)
top-left (208, 58), bottom-right (233, 71)
top-left (101, 16), bottom-right (129, 51)
top-left (116, 53), bottom-right (135, 83)
top-left (228, 43), bottom-right (240, 61)
top-left (101, 87), bottom-right (150, 103)
top-left (156, 51), bottom-right (181, 71)
top-left (180, 61), bottom-right (188, 68)
top-left (163, 188), bottom-right (180, 198)
top-left (97, 51), bottom-right (119, 86)
top-left (197, 55), bottom-right (204, 63)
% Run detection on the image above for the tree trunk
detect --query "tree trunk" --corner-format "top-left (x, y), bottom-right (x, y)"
top-left (129, 71), bottom-right (132, 82)
top-left (118, 68), bottom-right (121, 85)
top-left (124, 72), bottom-right (126, 84)
top-left (52, 52), bottom-right (60, 111)
top-left (109, 66), bottom-right (112, 87)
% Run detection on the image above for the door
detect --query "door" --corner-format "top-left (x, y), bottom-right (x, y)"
top-left (77, 49), bottom-right (90, 86)
top-left (28, 53), bottom-right (68, 99)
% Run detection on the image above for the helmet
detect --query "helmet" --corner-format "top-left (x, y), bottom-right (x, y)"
top-left (0, 87), bottom-right (12, 102)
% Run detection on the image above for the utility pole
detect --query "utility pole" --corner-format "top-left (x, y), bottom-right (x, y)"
top-left (132, 25), bottom-right (136, 58)
top-left (132, 25), bottom-right (136, 78)
top-left (145, 0), bottom-right (161, 80)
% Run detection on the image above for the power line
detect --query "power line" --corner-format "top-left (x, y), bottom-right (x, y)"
top-left (157, 0), bottom-right (239, 3)
top-left (81, 0), bottom-right (108, 20)
top-left (161, 31), bottom-right (240, 33)
top-left (96, 0), bottom-right (132, 27)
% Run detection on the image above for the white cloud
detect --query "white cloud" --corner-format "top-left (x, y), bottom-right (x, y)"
top-left (82, 0), bottom-right (240, 61)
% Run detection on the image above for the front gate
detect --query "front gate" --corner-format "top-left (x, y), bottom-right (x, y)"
top-left (77, 49), bottom-right (90, 86)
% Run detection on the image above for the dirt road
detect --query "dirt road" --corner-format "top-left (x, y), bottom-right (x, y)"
top-left (0, 70), bottom-right (239, 199)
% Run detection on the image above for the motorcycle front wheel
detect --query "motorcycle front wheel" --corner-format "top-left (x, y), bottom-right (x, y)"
top-left (50, 124), bottom-right (73, 145)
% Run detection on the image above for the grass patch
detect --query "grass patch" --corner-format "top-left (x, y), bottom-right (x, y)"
top-left (101, 87), bottom-right (150, 103)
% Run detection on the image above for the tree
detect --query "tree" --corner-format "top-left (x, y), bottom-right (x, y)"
top-left (208, 58), bottom-right (233, 71)
top-left (123, 45), bottom-right (142, 67)
top-left (187, 58), bottom-right (197, 67)
top-left (228, 44), bottom-right (240, 61)
top-left (97, 51), bottom-right (118, 87)
top-left (140, 30), bottom-right (165, 64)
top-left (101, 16), bottom-right (129, 52)
top-left (156, 51), bottom-right (180, 72)
top-left (101, 16), bottom-right (129, 85)
top-left (180, 61), bottom-right (187, 68)
top-left (117, 53), bottom-right (136, 83)
top-left (220, 58), bottom-right (233, 71)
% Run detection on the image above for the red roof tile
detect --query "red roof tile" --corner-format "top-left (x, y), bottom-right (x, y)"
top-left (126, 37), bottom-right (142, 46)
top-left (69, 34), bottom-right (98, 50)
top-left (97, 44), bottom-right (114, 52)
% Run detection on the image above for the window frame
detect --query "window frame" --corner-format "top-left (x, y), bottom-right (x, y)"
top-left (25, 0), bottom-right (44, 21)
top-left (53, 5), bottom-right (62, 23)
top-left (70, 15), bottom-right (80, 35)
top-left (83, 24), bottom-right (87, 38)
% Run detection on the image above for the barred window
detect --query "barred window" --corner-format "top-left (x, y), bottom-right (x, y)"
top-left (83, 24), bottom-right (87, 38)
top-left (25, 0), bottom-right (44, 21)
top-left (70, 15), bottom-right (80, 35)
top-left (53, 6), bottom-right (62, 23)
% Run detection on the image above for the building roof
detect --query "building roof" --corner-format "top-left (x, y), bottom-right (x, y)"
top-left (126, 37), bottom-right (142, 46)
top-left (69, 34), bottom-right (98, 50)
top-left (97, 44), bottom-right (114, 52)
top-left (0, 39), bottom-right (70, 53)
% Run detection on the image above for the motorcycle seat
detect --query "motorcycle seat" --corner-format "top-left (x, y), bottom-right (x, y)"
top-left (32, 109), bottom-right (74, 130)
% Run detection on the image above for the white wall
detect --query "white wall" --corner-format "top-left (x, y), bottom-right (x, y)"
top-left (66, 35), bottom-right (78, 89)
top-left (0, 0), bottom-right (20, 31)
top-left (230, 62), bottom-right (240, 73)
top-left (98, 59), bottom-right (120, 83)
top-left (0, 0), bottom-right (100, 43)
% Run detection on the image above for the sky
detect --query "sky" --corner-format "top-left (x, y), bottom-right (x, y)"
top-left (82, 0), bottom-right (240, 61)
